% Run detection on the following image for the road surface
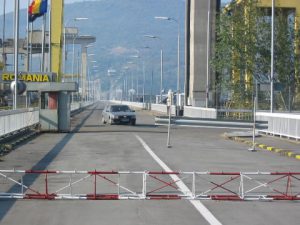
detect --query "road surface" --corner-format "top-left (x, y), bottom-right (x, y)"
top-left (0, 102), bottom-right (299, 225)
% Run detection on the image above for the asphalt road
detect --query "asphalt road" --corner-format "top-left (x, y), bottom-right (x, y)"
top-left (0, 101), bottom-right (299, 225)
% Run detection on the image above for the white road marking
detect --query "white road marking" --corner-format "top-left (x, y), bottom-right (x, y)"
top-left (135, 134), bottom-right (222, 225)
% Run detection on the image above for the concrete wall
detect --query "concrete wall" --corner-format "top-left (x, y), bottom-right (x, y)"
top-left (184, 106), bottom-right (217, 119)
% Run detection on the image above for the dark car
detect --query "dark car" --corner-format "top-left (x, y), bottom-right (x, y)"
top-left (102, 104), bottom-right (136, 125)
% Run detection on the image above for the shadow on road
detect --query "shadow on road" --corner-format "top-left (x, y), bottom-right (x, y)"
top-left (0, 106), bottom-right (96, 222)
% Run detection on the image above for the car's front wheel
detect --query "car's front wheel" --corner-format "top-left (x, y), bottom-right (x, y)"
top-left (130, 120), bottom-right (136, 126)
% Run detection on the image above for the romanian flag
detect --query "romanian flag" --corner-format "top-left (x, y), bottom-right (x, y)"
top-left (28, 0), bottom-right (48, 22)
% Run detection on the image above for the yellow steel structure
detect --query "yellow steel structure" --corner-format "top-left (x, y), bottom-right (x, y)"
top-left (231, 0), bottom-right (300, 90)
top-left (50, 0), bottom-right (64, 81)
top-left (258, 0), bottom-right (300, 78)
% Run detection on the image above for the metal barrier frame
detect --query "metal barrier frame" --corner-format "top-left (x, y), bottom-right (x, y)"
top-left (0, 170), bottom-right (299, 201)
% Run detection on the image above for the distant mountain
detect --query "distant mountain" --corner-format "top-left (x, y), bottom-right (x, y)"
top-left (2, 0), bottom-right (186, 93)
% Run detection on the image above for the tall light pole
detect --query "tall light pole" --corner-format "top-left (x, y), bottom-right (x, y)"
top-left (63, 17), bottom-right (88, 79)
top-left (87, 53), bottom-right (95, 101)
top-left (13, 0), bottom-right (20, 110)
top-left (206, 1), bottom-right (211, 108)
top-left (2, 0), bottom-right (6, 71)
top-left (270, 0), bottom-right (275, 113)
top-left (144, 35), bottom-right (164, 103)
top-left (130, 55), bottom-right (140, 100)
top-left (126, 61), bottom-right (136, 101)
top-left (155, 16), bottom-right (181, 112)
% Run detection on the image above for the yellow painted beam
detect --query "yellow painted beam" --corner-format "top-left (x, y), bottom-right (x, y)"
top-left (258, 0), bottom-right (299, 8)
top-left (51, 0), bottom-right (64, 82)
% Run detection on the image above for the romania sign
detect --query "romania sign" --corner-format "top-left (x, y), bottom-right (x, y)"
top-left (0, 72), bottom-right (57, 83)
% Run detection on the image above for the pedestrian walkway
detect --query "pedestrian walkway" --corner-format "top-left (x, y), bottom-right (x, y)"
top-left (225, 131), bottom-right (300, 161)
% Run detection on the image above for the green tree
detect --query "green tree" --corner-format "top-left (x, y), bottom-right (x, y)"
top-left (212, 0), bottom-right (261, 109)
top-left (212, 1), bottom-right (300, 111)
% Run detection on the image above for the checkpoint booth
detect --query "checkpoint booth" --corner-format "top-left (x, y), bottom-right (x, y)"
top-left (0, 71), bottom-right (77, 132)
top-left (26, 82), bottom-right (77, 132)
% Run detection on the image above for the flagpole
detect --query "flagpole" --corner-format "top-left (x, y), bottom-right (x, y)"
top-left (30, 22), bottom-right (33, 71)
top-left (13, 0), bottom-right (20, 110)
top-left (41, 14), bottom-right (46, 72)
top-left (270, 0), bottom-right (275, 113)
top-left (26, 0), bottom-right (30, 72)
top-left (2, 0), bottom-right (6, 71)
top-left (49, 0), bottom-right (52, 73)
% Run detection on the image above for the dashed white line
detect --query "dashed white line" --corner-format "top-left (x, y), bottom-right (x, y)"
top-left (135, 134), bottom-right (222, 225)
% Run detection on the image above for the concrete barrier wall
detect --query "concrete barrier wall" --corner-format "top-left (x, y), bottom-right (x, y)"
top-left (151, 104), bottom-right (177, 115)
top-left (110, 101), bottom-right (176, 115)
top-left (256, 112), bottom-right (300, 139)
top-left (184, 106), bottom-right (217, 119)
top-left (70, 102), bottom-right (81, 112)
top-left (0, 108), bottom-right (39, 137)
top-left (117, 101), bottom-right (145, 109)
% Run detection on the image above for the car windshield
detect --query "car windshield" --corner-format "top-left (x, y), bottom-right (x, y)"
top-left (110, 105), bottom-right (131, 112)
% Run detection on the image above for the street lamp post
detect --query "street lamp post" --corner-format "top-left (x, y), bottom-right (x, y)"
top-left (63, 17), bottom-right (88, 80)
top-left (144, 35), bottom-right (164, 103)
top-left (2, 0), bottom-right (6, 71)
top-left (270, 0), bottom-right (275, 113)
top-left (13, 0), bottom-right (20, 110)
top-left (137, 46), bottom-right (151, 104)
top-left (155, 17), bottom-right (181, 113)
top-left (87, 53), bottom-right (95, 101)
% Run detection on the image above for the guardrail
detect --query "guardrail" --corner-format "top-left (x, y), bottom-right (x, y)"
top-left (155, 116), bottom-right (268, 129)
top-left (256, 112), bottom-right (300, 139)
top-left (0, 101), bottom-right (94, 138)
top-left (0, 108), bottom-right (39, 137)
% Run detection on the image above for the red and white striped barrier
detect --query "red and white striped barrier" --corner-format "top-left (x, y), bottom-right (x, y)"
top-left (0, 170), bottom-right (299, 201)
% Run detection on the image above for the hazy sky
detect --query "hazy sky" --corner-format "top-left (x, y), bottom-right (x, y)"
top-left (1, 0), bottom-right (84, 14)
top-left (2, 0), bottom-right (232, 14)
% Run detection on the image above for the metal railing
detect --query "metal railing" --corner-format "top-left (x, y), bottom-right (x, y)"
top-left (256, 112), bottom-right (300, 139)
top-left (0, 108), bottom-right (39, 137)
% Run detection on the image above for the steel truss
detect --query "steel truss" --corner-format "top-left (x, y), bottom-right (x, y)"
top-left (0, 170), bottom-right (300, 201)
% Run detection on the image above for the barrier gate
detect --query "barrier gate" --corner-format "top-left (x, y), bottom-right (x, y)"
top-left (0, 170), bottom-right (300, 201)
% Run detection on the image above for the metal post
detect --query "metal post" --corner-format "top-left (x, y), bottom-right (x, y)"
top-left (249, 96), bottom-right (256, 152)
top-left (2, 0), bottom-right (6, 71)
top-left (160, 49), bottom-right (163, 103)
top-left (48, 4), bottom-right (51, 72)
top-left (63, 26), bottom-right (66, 80)
top-left (71, 36), bottom-right (77, 103)
top-left (270, 0), bottom-right (275, 113)
top-left (69, 174), bottom-right (73, 195)
top-left (167, 90), bottom-right (172, 148)
top-left (206, 0), bottom-right (211, 108)
top-left (167, 103), bottom-right (172, 148)
top-left (41, 14), bottom-right (46, 72)
top-left (26, 0), bottom-right (30, 72)
top-left (177, 22), bottom-right (180, 114)
top-left (150, 69), bottom-right (153, 105)
top-left (192, 172), bottom-right (196, 198)
top-left (13, 0), bottom-right (20, 110)
top-left (142, 172), bottom-right (147, 199)
top-left (29, 22), bottom-right (33, 71)
top-left (72, 37), bottom-right (76, 78)
top-left (136, 70), bottom-right (139, 101)
top-left (143, 61), bottom-right (145, 104)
